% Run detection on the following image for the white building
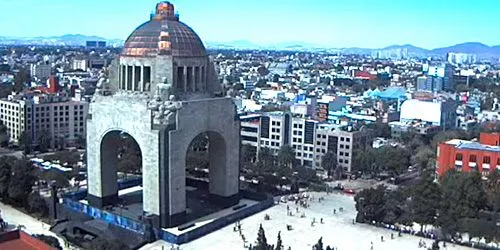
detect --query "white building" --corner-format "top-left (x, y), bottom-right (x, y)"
top-left (0, 91), bottom-right (88, 148)
top-left (240, 112), bottom-right (373, 172)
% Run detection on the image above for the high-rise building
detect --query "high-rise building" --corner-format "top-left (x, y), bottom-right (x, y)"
top-left (240, 112), bottom-right (373, 172)
top-left (421, 63), bottom-right (454, 92)
top-left (30, 62), bottom-right (51, 80)
top-left (0, 91), bottom-right (88, 148)
top-left (447, 52), bottom-right (477, 65)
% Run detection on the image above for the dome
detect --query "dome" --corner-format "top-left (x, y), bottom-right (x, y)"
top-left (121, 2), bottom-right (207, 58)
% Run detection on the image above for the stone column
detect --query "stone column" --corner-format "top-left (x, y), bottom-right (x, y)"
top-left (140, 65), bottom-right (144, 92)
top-left (118, 65), bottom-right (122, 90)
top-left (125, 65), bottom-right (129, 91)
top-left (131, 65), bottom-right (136, 91)
top-left (192, 66), bottom-right (197, 92)
top-left (183, 66), bottom-right (188, 93)
top-left (197, 66), bottom-right (202, 91)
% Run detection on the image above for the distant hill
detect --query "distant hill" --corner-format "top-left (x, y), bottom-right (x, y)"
top-left (1, 35), bottom-right (500, 58)
top-left (0, 34), bottom-right (124, 47)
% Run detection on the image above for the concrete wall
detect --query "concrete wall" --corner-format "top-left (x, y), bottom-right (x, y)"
top-left (167, 97), bottom-right (240, 216)
top-left (86, 93), bottom-right (160, 215)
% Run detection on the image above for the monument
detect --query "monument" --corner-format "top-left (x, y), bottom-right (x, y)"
top-left (86, 1), bottom-right (240, 228)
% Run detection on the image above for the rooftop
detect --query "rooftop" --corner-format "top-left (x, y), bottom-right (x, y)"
top-left (0, 230), bottom-right (54, 250)
top-left (445, 139), bottom-right (500, 153)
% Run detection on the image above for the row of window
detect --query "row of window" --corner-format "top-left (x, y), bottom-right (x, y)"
top-left (455, 153), bottom-right (499, 165)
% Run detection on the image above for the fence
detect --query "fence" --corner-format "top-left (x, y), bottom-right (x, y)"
top-left (159, 196), bottom-right (274, 244)
top-left (62, 198), bottom-right (145, 234)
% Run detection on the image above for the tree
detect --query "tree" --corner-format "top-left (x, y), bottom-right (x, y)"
top-left (33, 235), bottom-right (61, 250)
top-left (253, 224), bottom-right (272, 250)
top-left (455, 83), bottom-right (469, 93)
top-left (18, 131), bottom-right (31, 154)
top-left (38, 169), bottom-right (69, 189)
top-left (257, 147), bottom-right (275, 174)
top-left (354, 185), bottom-right (387, 223)
top-left (353, 148), bottom-right (376, 173)
top-left (438, 171), bottom-right (487, 236)
top-left (313, 237), bottom-right (324, 250)
top-left (257, 66), bottom-right (270, 77)
top-left (375, 146), bottom-right (410, 175)
top-left (410, 146), bottom-right (435, 172)
top-left (322, 151), bottom-right (337, 178)
top-left (0, 157), bottom-right (14, 199)
top-left (76, 134), bottom-right (86, 149)
top-left (241, 144), bottom-right (257, 165)
top-left (27, 192), bottom-right (48, 217)
top-left (431, 240), bottom-right (440, 250)
top-left (8, 158), bottom-right (35, 206)
top-left (14, 68), bottom-right (30, 93)
top-left (275, 231), bottom-right (283, 250)
top-left (277, 145), bottom-right (295, 169)
top-left (485, 171), bottom-right (500, 212)
top-left (367, 122), bottom-right (391, 138)
top-left (351, 83), bottom-right (365, 93)
top-left (410, 171), bottom-right (441, 232)
top-left (37, 131), bottom-right (51, 152)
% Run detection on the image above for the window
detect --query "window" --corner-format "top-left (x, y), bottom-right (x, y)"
top-left (346, 138), bottom-right (351, 142)
top-left (484, 156), bottom-right (491, 164)
top-left (469, 155), bottom-right (477, 162)
top-left (345, 153), bottom-right (349, 157)
top-left (455, 153), bottom-right (463, 161)
top-left (340, 137), bottom-right (345, 142)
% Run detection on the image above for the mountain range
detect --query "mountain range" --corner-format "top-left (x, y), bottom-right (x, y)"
top-left (1, 34), bottom-right (499, 58)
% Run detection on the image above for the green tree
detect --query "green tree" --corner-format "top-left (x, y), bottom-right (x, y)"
top-left (438, 171), bottom-right (487, 236)
top-left (253, 224), bottom-right (272, 250)
top-left (376, 146), bottom-right (410, 175)
top-left (410, 146), bottom-right (435, 172)
top-left (354, 185), bottom-right (387, 223)
top-left (8, 158), bottom-right (35, 206)
top-left (485, 171), bottom-right (500, 212)
top-left (321, 151), bottom-right (337, 178)
top-left (33, 234), bottom-right (61, 250)
top-left (353, 148), bottom-right (377, 173)
top-left (28, 192), bottom-right (48, 217)
top-left (275, 231), bottom-right (283, 250)
top-left (14, 68), bottom-right (30, 92)
top-left (0, 157), bottom-right (14, 199)
top-left (38, 169), bottom-right (69, 189)
top-left (277, 145), bottom-right (295, 169)
top-left (313, 237), bottom-right (324, 250)
top-left (18, 131), bottom-right (31, 154)
top-left (367, 122), bottom-right (391, 138)
top-left (37, 130), bottom-right (51, 153)
top-left (410, 171), bottom-right (441, 232)
top-left (241, 144), bottom-right (257, 165)
top-left (257, 147), bottom-right (275, 174)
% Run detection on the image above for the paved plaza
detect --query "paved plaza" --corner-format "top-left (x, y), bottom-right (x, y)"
top-left (182, 192), bottom-right (472, 250)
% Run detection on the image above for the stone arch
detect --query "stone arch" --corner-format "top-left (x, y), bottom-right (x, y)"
top-left (185, 131), bottom-right (228, 197)
top-left (95, 129), bottom-right (143, 207)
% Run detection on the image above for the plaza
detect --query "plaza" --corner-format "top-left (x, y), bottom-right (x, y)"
top-left (180, 192), bottom-right (473, 250)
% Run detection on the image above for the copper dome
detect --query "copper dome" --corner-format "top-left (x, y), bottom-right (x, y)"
top-left (121, 2), bottom-right (206, 57)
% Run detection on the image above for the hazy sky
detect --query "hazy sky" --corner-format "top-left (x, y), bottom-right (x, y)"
top-left (0, 0), bottom-right (499, 49)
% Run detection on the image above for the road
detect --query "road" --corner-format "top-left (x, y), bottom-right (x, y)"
top-left (0, 201), bottom-right (76, 249)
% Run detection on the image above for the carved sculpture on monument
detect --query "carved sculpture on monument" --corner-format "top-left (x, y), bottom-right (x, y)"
top-left (148, 77), bottom-right (182, 125)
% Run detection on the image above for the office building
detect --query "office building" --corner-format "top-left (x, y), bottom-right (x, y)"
top-left (0, 90), bottom-right (88, 148)
top-left (436, 133), bottom-right (500, 177)
top-left (240, 112), bottom-right (372, 172)
top-left (399, 99), bottom-right (457, 131)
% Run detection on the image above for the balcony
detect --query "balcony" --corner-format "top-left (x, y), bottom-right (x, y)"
top-left (483, 163), bottom-right (490, 169)
top-left (455, 160), bottom-right (463, 166)
top-left (469, 162), bottom-right (477, 167)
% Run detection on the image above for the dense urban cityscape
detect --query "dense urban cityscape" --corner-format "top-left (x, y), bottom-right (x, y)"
top-left (0, 1), bottom-right (500, 250)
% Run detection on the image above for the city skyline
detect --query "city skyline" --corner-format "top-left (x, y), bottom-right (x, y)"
top-left (1, 0), bottom-right (500, 49)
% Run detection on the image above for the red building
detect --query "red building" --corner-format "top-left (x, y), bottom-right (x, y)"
top-left (0, 230), bottom-right (55, 250)
top-left (436, 133), bottom-right (500, 177)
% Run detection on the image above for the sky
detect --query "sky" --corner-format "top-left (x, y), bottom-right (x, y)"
top-left (0, 0), bottom-right (499, 49)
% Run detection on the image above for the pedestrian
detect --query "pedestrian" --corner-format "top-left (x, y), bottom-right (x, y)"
top-left (381, 236), bottom-right (384, 242)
